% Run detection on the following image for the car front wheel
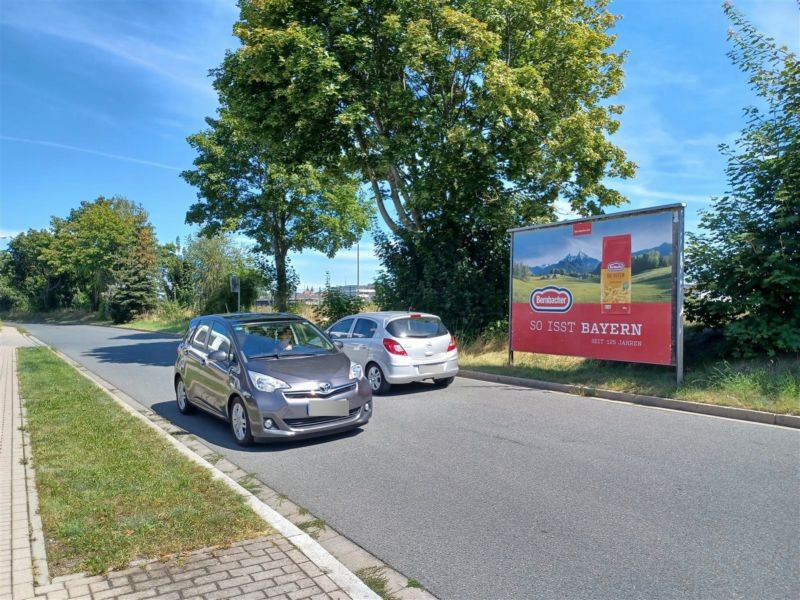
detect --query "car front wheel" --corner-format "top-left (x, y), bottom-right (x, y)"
top-left (366, 363), bottom-right (391, 395)
top-left (230, 397), bottom-right (254, 446)
top-left (175, 378), bottom-right (195, 414)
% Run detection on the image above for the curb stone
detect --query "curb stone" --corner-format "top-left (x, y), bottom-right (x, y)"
top-left (23, 333), bottom-right (437, 600)
top-left (458, 369), bottom-right (800, 429)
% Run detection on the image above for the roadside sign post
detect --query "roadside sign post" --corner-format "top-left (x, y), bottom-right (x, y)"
top-left (508, 204), bottom-right (685, 381)
top-left (230, 275), bottom-right (241, 312)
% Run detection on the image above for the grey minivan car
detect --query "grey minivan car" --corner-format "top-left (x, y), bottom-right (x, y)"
top-left (326, 311), bottom-right (458, 394)
top-left (174, 313), bottom-right (372, 445)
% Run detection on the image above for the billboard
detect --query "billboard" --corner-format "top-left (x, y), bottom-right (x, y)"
top-left (509, 205), bottom-right (684, 367)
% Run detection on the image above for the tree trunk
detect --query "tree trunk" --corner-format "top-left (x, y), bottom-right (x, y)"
top-left (274, 249), bottom-right (289, 312)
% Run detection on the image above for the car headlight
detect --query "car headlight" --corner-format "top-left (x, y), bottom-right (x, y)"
top-left (349, 362), bottom-right (363, 380)
top-left (248, 371), bottom-right (289, 393)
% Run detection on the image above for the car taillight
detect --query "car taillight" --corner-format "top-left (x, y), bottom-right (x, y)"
top-left (383, 338), bottom-right (407, 356)
top-left (447, 335), bottom-right (457, 352)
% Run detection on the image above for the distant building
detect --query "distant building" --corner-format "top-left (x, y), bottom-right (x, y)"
top-left (293, 287), bottom-right (322, 305)
top-left (335, 284), bottom-right (376, 302)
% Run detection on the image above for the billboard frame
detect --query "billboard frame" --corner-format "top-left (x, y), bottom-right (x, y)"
top-left (508, 203), bottom-right (685, 384)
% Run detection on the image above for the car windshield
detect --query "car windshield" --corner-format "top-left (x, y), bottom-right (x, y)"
top-left (386, 316), bottom-right (448, 338)
top-left (234, 321), bottom-right (336, 359)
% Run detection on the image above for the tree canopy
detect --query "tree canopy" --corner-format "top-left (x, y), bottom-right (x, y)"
top-left (210, 0), bottom-right (634, 330)
top-left (686, 2), bottom-right (800, 355)
top-left (182, 112), bottom-right (372, 310)
top-left (0, 197), bottom-right (158, 319)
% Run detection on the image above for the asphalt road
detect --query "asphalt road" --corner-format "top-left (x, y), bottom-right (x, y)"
top-left (22, 323), bottom-right (800, 600)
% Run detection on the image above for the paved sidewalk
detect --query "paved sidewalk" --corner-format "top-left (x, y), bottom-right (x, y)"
top-left (0, 327), bottom-right (363, 600)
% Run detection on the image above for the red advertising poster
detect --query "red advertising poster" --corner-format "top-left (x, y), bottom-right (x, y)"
top-left (510, 208), bottom-right (680, 366)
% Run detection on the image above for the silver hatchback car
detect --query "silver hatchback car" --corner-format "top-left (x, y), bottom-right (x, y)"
top-left (174, 313), bottom-right (372, 445)
top-left (326, 312), bottom-right (458, 394)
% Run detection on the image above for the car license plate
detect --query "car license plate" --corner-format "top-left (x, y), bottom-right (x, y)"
top-left (419, 363), bottom-right (445, 375)
top-left (308, 400), bottom-right (349, 417)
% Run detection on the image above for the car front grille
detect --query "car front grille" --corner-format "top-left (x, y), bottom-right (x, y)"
top-left (282, 383), bottom-right (357, 399)
top-left (284, 407), bottom-right (360, 428)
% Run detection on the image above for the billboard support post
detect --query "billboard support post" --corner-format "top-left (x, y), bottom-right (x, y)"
top-left (508, 231), bottom-right (515, 366)
top-left (675, 208), bottom-right (685, 385)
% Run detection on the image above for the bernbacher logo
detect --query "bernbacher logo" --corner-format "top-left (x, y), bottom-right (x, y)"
top-left (607, 261), bottom-right (625, 272)
top-left (530, 286), bottom-right (574, 313)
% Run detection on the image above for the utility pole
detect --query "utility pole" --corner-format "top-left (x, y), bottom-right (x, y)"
top-left (356, 242), bottom-right (360, 293)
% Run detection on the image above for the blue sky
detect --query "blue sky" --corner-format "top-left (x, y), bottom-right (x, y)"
top-left (1, 0), bottom-right (798, 289)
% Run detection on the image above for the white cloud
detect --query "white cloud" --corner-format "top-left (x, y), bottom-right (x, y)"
top-left (0, 0), bottom-right (225, 98)
top-left (610, 182), bottom-right (712, 205)
top-left (0, 135), bottom-right (183, 171)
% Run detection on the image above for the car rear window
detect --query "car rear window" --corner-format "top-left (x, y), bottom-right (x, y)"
top-left (386, 317), bottom-right (448, 338)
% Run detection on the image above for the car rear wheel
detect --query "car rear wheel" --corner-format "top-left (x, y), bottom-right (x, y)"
top-left (366, 363), bottom-right (391, 395)
top-left (175, 378), bottom-right (195, 414)
top-left (434, 376), bottom-right (455, 388)
top-left (230, 397), bottom-right (254, 446)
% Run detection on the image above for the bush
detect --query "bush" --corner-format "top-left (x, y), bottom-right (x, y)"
top-left (314, 278), bottom-right (364, 327)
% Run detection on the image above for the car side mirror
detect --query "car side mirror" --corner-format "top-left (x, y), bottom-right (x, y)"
top-left (333, 340), bottom-right (344, 350)
top-left (208, 349), bottom-right (228, 362)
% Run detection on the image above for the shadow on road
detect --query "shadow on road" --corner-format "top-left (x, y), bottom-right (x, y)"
top-left (109, 331), bottom-right (181, 341)
top-left (379, 380), bottom-right (447, 397)
top-left (86, 340), bottom-right (179, 367)
top-left (150, 400), bottom-right (365, 452)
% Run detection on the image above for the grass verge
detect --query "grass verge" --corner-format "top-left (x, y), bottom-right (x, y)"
top-left (17, 346), bottom-right (269, 575)
top-left (460, 333), bottom-right (799, 415)
top-left (118, 315), bottom-right (190, 334)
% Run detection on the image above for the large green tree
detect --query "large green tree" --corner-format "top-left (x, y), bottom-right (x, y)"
top-left (182, 113), bottom-right (372, 311)
top-left (158, 239), bottom-right (194, 307)
top-left (686, 2), bottom-right (799, 356)
top-left (46, 197), bottom-right (158, 311)
top-left (3, 229), bottom-right (74, 310)
top-left (212, 0), bottom-right (634, 329)
top-left (183, 234), bottom-right (263, 314)
top-left (107, 224), bottom-right (159, 323)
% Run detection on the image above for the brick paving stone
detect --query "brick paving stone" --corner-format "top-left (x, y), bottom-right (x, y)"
top-left (156, 578), bottom-right (197, 594)
top-left (180, 582), bottom-right (218, 597)
top-left (297, 562), bottom-right (324, 579)
top-left (289, 586), bottom-right (323, 600)
top-left (116, 590), bottom-right (157, 600)
top-left (266, 583), bottom-right (301, 598)
top-left (230, 564), bottom-right (264, 578)
top-left (203, 587), bottom-right (243, 600)
top-left (218, 574), bottom-right (254, 590)
top-left (275, 571), bottom-right (307, 586)
top-left (238, 591), bottom-right (268, 600)
top-left (131, 575), bottom-right (173, 591)
top-left (66, 585), bottom-right (89, 597)
top-left (313, 576), bottom-right (339, 594)
top-left (251, 568), bottom-right (284, 583)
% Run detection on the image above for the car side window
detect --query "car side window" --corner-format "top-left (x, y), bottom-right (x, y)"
top-left (352, 318), bottom-right (377, 339)
top-left (191, 324), bottom-right (210, 352)
top-left (328, 318), bottom-right (354, 339)
top-left (208, 323), bottom-right (232, 359)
